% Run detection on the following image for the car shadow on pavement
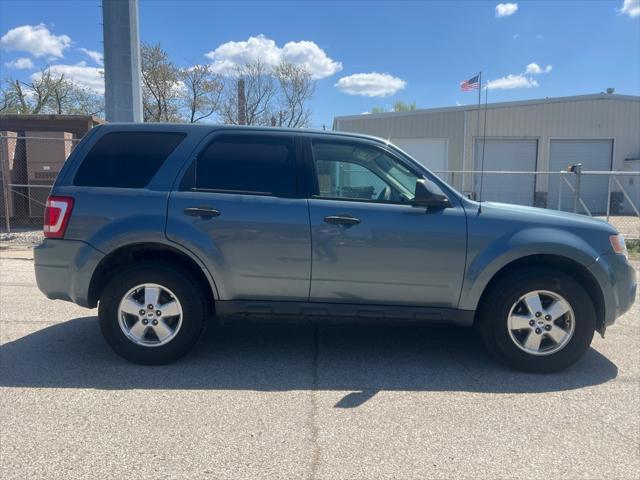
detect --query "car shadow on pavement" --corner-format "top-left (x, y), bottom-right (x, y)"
top-left (0, 316), bottom-right (618, 407)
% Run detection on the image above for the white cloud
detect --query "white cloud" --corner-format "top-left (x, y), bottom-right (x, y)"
top-left (335, 73), bottom-right (406, 97)
top-left (487, 61), bottom-right (551, 90)
top-left (78, 48), bottom-right (103, 66)
top-left (495, 3), bottom-right (518, 17)
top-left (204, 34), bottom-right (342, 79)
top-left (486, 74), bottom-right (538, 90)
top-left (4, 57), bottom-right (34, 69)
top-left (513, 33), bottom-right (520, 39)
top-left (0, 24), bottom-right (70, 58)
top-left (525, 62), bottom-right (552, 74)
top-left (206, 35), bottom-right (280, 72)
top-left (618, 0), bottom-right (640, 17)
top-left (32, 61), bottom-right (104, 93)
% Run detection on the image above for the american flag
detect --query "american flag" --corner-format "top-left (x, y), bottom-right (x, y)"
top-left (460, 74), bottom-right (480, 91)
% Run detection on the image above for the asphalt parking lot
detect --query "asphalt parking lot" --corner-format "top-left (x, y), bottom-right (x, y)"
top-left (1, 252), bottom-right (638, 480)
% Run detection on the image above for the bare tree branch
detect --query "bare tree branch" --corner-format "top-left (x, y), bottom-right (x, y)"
top-left (273, 62), bottom-right (315, 128)
top-left (140, 42), bottom-right (182, 122)
top-left (179, 64), bottom-right (223, 123)
top-left (219, 61), bottom-right (276, 126)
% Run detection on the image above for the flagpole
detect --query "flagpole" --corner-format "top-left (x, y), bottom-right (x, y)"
top-left (479, 79), bottom-right (489, 212)
top-left (476, 71), bottom-right (482, 202)
top-left (477, 71), bottom-right (482, 113)
top-left (476, 72), bottom-right (482, 143)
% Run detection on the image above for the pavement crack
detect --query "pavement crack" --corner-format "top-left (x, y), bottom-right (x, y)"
top-left (308, 325), bottom-right (321, 480)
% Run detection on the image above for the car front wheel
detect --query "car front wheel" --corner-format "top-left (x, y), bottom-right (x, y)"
top-left (478, 267), bottom-right (596, 373)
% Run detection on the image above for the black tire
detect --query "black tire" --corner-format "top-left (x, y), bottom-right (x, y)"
top-left (477, 267), bottom-right (596, 373)
top-left (98, 261), bottom-right (208, 365)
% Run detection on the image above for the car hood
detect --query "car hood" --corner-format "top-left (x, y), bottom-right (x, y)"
top-left (473, 201), bottom-right (618, 234)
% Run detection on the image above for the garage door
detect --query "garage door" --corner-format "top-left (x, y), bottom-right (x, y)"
top-left (547, 140), bottom-right (612, 214)
top-left (390, 138), bottom-right (447, 180)
top-left (474, 139), bottom-right (538, 206)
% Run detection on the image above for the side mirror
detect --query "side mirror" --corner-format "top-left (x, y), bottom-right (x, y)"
top-left (412, 179), bottom-right (452, 209)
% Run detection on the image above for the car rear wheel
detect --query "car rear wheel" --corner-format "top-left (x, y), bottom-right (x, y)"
top-left (98, 261), bottom-right (207, 365)
top-left (478, 267), bottom-right (596, 373)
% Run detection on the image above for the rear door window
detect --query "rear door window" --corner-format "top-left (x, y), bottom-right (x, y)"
top-left (182, 133), bottom-right (297, 197)
top-left (73, 132), bottom-right (185, 188)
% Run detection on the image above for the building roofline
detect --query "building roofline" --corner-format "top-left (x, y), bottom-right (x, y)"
top-left (0, 113), bottom-right (105, 124)
top-left (333, 93), bottom-right (640, 123)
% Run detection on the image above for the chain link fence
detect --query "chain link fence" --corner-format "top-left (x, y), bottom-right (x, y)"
top-left (1, 134), bottom-right (639, 239)
top-left (435, 169), bottom-right (640, 238)
top-left (1, 134), bottom-right (80, 234)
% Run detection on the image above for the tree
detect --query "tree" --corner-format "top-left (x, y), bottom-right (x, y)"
top-left (179, 64), bottom-right (223, 123)
top-left (140, 42), bottom-right (182, 122)
top-left (219, 61), bottom-right (276, 126)
top-left (50, 77), bottom-right (103, 116)
top-left (0, 67), bottom-right (103, 116)
top-left (369, 101), bottom-right (417, 114)
top-left (393, 100), bottom-right (416, 112)
top-left (272, 62), bottom-right (315, 128)
top-left (0, 72), bottom-right (60, 114)
top-left (218, 60), bottom-right (316, 127)
top-left (0, 79), bottom-right (29, 113)
top-left (0, 50), bottom-right (318, 125)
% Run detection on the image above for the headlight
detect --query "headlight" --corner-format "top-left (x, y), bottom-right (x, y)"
top-left (609, 234), bottom-right (628, 257)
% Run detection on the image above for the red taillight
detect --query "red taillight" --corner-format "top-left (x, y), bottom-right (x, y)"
top-left (44, 196), bottom-right (74, 239)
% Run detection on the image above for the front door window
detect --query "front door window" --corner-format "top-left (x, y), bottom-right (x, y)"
top-left (311, 141), bottom-right (419, 203)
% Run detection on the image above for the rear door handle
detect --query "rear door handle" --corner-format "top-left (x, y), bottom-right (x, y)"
top-left (184, 206), bottom-right (221, 218)
top-left (324, 214), bottom-right (361, 226)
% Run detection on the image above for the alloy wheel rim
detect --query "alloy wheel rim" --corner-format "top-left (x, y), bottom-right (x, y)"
top-left (117, 283), bottom-right (183, 347)
top-left (507, 289), bottom-right (575, 356)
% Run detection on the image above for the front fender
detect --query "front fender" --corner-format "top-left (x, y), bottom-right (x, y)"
top-left (588, 254), bottom-right (637, 327)
top-left (458, 227), bottom-right (600, 311)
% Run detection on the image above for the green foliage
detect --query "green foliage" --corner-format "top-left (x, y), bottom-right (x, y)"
top-left (0, 68), bottom-right (103, 116)
top-left (369, 101), bottom-right (417, 114)
top-left (393, 100), bottom-right (416, 112)
top-left (627, 239), bottom-right (640, 261)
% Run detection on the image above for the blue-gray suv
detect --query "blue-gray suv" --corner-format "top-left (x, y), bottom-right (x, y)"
top-left (34, 124), bottom-right (636, 372)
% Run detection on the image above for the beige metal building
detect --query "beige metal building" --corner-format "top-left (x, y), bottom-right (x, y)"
top-left (333, 93), bottom-right (640, 214)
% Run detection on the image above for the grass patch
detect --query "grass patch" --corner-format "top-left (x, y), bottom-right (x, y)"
top-left (627, 239), bottom-right (640, 261)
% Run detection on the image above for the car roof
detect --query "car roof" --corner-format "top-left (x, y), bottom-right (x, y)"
top-left (96, 122), bottom-right (387, 144)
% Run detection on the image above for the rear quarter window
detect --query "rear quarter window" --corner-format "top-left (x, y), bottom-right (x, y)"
top-left (73, 132), bottom-right (186, 188)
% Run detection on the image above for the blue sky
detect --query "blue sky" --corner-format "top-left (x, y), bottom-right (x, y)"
top-left (1, 0), bottom-right (639, 127)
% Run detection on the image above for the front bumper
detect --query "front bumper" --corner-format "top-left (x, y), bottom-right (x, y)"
top-left (34, 239), bottom-right (104, 308)
top-left (589, 253), bottom-right (637, 328)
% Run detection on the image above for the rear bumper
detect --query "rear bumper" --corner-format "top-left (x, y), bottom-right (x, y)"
top-left (589, 253), bottom-right (637, 328)
top-left (34, 239), bottom-right (104, 308)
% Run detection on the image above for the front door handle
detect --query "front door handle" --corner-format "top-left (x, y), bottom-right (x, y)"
top-left (324, 214), bottom-right (361, 226)
top-left (184, 206), bottom-right (221, 218)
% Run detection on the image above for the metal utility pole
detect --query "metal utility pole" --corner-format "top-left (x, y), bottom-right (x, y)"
top-left (102, 0), bottom-right (143, 122)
